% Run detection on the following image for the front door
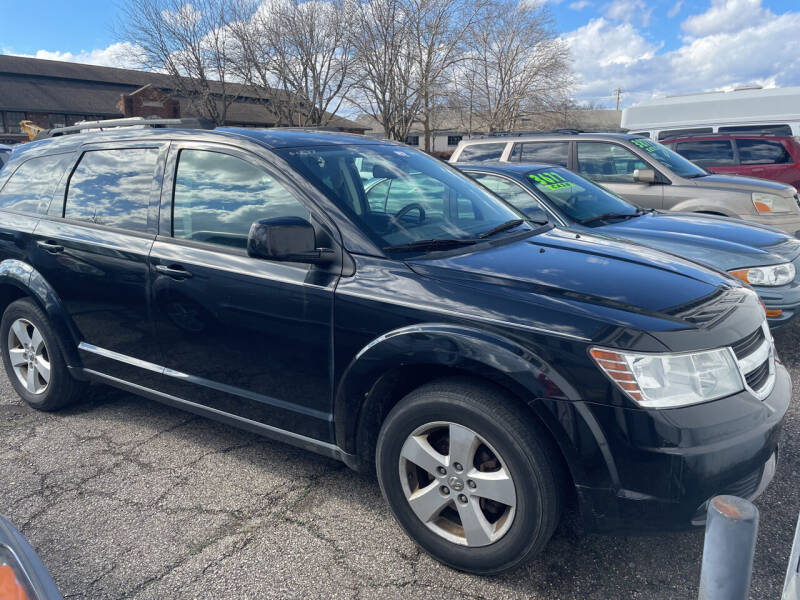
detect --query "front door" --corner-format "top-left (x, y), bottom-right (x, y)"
top-left (575, 141), bottom-right (664, 209)
top-left (30, 143), bottom-right (166, 385)
top-left (148, 143), bottom-right (340, 441)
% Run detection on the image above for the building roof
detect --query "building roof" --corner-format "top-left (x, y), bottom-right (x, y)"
top-left (0, 54), bottom-right (364, 130)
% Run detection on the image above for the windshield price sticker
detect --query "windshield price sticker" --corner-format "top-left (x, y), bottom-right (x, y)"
top-left (631, 138), bottom-right (660, 154)
top-left (529, 171), bottom-right (574, 190)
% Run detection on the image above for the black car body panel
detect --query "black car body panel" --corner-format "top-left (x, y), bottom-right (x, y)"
top-left (0, 127), bottom-right (790, 534)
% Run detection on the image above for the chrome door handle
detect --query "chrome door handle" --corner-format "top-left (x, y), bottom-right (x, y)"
top-left (155, 264), bottom-right (193, 279)
top-left (37, 240), bottom-right (64, 253)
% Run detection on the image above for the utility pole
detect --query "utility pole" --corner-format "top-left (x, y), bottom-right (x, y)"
top-left (615, 88), bottom-right (622, 111)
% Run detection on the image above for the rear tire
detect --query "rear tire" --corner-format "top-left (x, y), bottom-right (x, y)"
top-left (376, 377), bottom-right (562, 574)
top-left (1, 298), bottom-right (86, 411)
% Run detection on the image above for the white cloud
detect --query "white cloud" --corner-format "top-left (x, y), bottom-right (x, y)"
top-left (602, 0), bottom-right (653, 27)
top-left (562, 2), bottom-right (800, 108)
top-left (681, 0), bottom-right (770, 37)
top-left (569, 0), bottom-right (591, 10)
top-left (667, 0), bottom-right (682, 18)
top-left (8, 42), bottom-right (144, 70)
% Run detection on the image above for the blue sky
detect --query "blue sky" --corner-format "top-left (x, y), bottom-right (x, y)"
top-left (2, 0), bottom-right (800, 108)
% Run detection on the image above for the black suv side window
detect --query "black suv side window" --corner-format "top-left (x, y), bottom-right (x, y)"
top-left (0, 154), bottom-right (70, 215)
top-left (509, 142), bottom-right (569, 167)
top-left (65, 148), bottom-right (159, 231)
top-left (172, 149), bottom-right (309, 250)
top-left (736, 139), bottom-right (792, 165)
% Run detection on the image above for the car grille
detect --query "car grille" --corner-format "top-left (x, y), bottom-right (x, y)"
top-left (732, 323), bottom-right (775, 400)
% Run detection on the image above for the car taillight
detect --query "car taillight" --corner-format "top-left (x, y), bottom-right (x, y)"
top-left (0, 563), bottom-right (30, 600)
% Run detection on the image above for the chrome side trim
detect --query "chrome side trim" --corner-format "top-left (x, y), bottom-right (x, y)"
top-left (336, 289), bottom-right (592, 342)
top-left (78, 342), bottom-right (163, 373)
top-left (82, 369), bottom-right (349, 462)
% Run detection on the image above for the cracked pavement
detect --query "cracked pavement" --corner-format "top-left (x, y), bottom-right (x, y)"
top-left (1, 326), bottom-right (799, 600)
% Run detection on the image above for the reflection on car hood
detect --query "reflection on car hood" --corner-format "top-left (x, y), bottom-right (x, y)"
top-left (692, 173), bottom-right (796, 194)
top-left (596, 212), bottom-right (800, 271)
top-left (408, 228), bottom-right (740, 318)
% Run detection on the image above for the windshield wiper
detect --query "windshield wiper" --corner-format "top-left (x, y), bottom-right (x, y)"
top-left (684, 173), bottom-right (709, 179)
top-left (382, 238), bottom-right (478, 252)
top-left (579, 212), bottom-right (640, 225)
top-left (478, 219), bottom-right (525, 239)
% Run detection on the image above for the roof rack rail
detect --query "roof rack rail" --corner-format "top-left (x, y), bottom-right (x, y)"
top-left (658, 132), bottom-right (784, 141)
top-left (35, 117), bottom-right (215, 140)
top-left (481, 128), bottom-right (587, 139)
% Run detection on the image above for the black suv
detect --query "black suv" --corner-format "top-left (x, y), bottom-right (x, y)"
top-left (0, 120), bottom-right (790, 574)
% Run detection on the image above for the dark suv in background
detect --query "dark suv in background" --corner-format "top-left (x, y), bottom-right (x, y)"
top-left (663, 134), bottom-right (800, 191)
top-left (0, 120), bottom-right (789, 574)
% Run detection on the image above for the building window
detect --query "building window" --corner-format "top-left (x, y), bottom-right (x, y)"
top-left (447, 135), bottom-right (463, 146)
top-left (3, 112), bottom-right (25, 134)
top-left (405, 135), bottom-right (419, 146)
top-left (48, 114), bottom-right (66, 128)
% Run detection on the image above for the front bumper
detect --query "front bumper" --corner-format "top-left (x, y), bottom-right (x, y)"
top-left (567, 361), bottom-right (791, 533)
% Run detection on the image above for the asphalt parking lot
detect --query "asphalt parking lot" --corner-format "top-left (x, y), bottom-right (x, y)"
top-left (1, 329), bottom-right (798, 600)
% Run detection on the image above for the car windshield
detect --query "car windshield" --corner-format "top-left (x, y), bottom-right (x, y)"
top-left (277, 144), bottom-right (530, 252)
top-left (525, 167), bottom-right (639, 223)
top-left (628, 138), bottom-right (708, 178)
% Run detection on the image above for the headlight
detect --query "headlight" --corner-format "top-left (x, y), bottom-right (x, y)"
top-left (730, 262), bottom-right (795, 286)
top-left (752, 192), bottom-right (794, 214)
top-left (589, 347), bottom-right (743, 408)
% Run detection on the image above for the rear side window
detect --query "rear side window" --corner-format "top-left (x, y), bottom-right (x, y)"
top-left (455, 143), bottom-right (506, 163)
top-left (65, 148), bottom-right (158, 232)
top-left (736, 139), bottom-right (792, 165)
top-left (658, 128), bottom-right (712, 141)
top-left (720, 124), bottom-right (792, 136)
top-left (172, 149), bottom-right (309, 250)
top-left (674, 140), bottom-right (735, 166)
top-left (0, 154), bottom-right (70, 214)
top-left (510, 142), bottom-right (569, 167)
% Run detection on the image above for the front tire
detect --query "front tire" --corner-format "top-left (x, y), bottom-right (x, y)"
top-left (1, 298), bottom-right (86, 411)
top-left (376, 377), bottom-right (562, 574)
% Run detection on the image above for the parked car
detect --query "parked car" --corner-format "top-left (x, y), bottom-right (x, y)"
top-left (449, 133), bottom-right (800, 236)
top-left (0, 515), bottom-right (62, 600)
top-left (450, 162), bottom-right (800, 328)
top-left (0, 119), bottom-right (789, 574)
top-left (662, 134), bottom-right (800, 191)
top-left (0, 144), bottom-right (12, 169)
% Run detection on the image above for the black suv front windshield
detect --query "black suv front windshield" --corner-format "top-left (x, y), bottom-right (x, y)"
top-left (628, 138), bottom-right (708, 178)
top-left (278, 144), bottom-right (529, 252)
top-left (525, 168), bottom-right (639, 223)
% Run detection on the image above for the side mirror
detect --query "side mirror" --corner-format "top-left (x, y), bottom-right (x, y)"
top-left (247, 217), bottom-right (334, 263)
top-left (525, 206), bottom-right (549, 225)
top-left (633, 168), bottom-right (656, 184)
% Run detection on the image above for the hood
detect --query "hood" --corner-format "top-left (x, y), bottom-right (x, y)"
top-left (691, 173), bottom-right (796, 194)
top-left (597, 212), bottom-right (800, 271)
top-left (408, 228), bottom-right (741, 319)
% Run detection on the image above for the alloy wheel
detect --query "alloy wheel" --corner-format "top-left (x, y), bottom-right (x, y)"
top-left (398, 421), bottom-right (517, 547)
top-left (7, 318), bottom-right (50, 395)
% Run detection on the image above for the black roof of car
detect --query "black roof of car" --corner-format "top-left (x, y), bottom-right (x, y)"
top-left (19, 124), bottom-right (389, 158)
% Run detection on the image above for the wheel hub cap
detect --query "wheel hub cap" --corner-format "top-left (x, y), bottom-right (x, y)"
top-left (398, 421), bottom-right (517, 547)
top-left (7, 318), bottom-right (50, 395)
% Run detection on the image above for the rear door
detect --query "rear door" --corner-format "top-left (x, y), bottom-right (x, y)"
top-left (734, 138), bottom-right (799, 187)
top-left (575, 141), bottom-right (664, 209)
top-left (147, 142), bottom-right (340, 441)
top-left (30, 142), bottom-right (166, 385)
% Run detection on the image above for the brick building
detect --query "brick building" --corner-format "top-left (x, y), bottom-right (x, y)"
top-left (0, 54), bottom-right (366, 144)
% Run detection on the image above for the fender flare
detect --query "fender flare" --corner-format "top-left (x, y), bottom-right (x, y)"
top-left (668, 199), bottom-right (736, 217)
top-left (0, 259), bottom-right (83, 369)
top-left (333, 323), bottom-right (594, 485)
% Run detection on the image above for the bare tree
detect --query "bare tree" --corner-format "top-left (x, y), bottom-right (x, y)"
top-left (121, 0), bottom-right (240, 124)
top-left (460, 0), bottom-right (571, 132)
top-left (229, 0), bottom-right (356, 126)
top-left (410, 0), bottom-right (484, 151)
top-left (348, 0), bottom-right (420, 141)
